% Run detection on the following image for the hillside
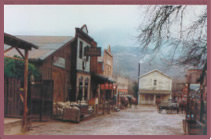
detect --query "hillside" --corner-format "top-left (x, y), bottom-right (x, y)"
top-left (110, 46), bottom-right (186, 81)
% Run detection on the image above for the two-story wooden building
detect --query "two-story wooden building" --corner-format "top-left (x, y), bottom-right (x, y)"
top-left (138, 69), bottom-right (172, 105)
top-left (4, 25), bottom-right (98, 109)
top-left (70, 25), bottom-right (93, 103)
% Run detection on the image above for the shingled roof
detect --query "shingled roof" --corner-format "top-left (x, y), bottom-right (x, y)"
top-left (4, 35), bottom-right (74, 61)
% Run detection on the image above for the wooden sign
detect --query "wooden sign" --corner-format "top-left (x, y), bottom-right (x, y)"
top-left (84, 47), bottom-right (101, 56)
top-left (53, 56), bottom-right (65, 69)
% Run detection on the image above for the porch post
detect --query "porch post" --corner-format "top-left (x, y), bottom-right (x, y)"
top-left (22, 49), bottom-right (29, 132)
top-left (154, 95), bottom-right (156, 105)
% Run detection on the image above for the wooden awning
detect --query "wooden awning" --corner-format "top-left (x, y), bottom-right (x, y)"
top-left (4, 32), bottom-right (38, 132)
top-left (91, 73), bottom-right (115, 84)
top-left (4, 33), bottom-right (39, 50)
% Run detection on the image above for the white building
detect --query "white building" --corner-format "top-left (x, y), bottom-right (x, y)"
top-left (113, 75), bottom-right (129, 95)
top-left (138, 69), bottom-right (172, 105)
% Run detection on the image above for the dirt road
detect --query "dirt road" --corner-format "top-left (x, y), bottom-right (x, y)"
top-left (25, 105), bottom-right (185, 135)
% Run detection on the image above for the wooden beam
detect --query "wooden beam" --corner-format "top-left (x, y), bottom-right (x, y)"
top-left (4, 56), bottom-right (25, 62)
top-left (4, 47), bottom-right (14, 54)
top-left (15, 47), bottom-right (25, 59)
top-left (22, 50), bottom-right (29, 132)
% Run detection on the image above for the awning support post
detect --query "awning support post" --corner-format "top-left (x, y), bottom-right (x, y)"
top-left (22, 49), bottom-right (29, 132)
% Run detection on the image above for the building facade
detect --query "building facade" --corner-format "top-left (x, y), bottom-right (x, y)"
top-left (186, 69), bottom-right (202, 84)
top-left (5, 25), bottom-right (97, 104)
top-left (113, 75), bottom-right (129, 95)
top-left (70, 25), bottom-right (95, 103)
top-left (138, 70), bottom-right (172, 105)
top-left (4, 35), bottom-right (74, 103)
top-left (103, 45), bottom-right (113, 79)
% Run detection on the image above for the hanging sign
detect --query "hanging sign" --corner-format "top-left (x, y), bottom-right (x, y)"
top-left (84, 47), bottom-right (101, 56)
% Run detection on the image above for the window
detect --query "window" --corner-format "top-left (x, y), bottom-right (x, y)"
top-left (84, 46), bottom-right (89, 61)
top-left (84, 78), bottom-right (89, 101)
top-left (79, 41), bottom-right (83, 59)
top-left (154, 80), bottom-right (157, 86)
top-left (78, 77), bottom-right (83, 101)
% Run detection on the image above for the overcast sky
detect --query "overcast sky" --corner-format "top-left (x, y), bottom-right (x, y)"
top-left (4, 5), bottom-right (144, 48)
top-left (4, 5), bottom-right (206, 48)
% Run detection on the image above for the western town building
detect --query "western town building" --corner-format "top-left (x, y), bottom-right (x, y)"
top-left (5, 35), bottom-right (74, 104)
top-left (4, 25), bottom-right (103, 119)
top-left (103, 45), bottom-right (113, 78)
top-left (112, 75), bottom-right (129, 96)
top-left (97, 46), bottom-right (115, 102)
top-left (4, 33), bottom-right (39, 133)
top-left (138, 70), bottom-right (172, 105)
top-left (182, 69), bottom-right (202, 99)
top-left (70, 25), bottom-right (93, 103)
top-left (186, 69), bottom-right (202, 84)
top-left (90, 44), bottom-right (115, 113)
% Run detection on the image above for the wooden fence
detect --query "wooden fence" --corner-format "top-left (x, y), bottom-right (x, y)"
top-left (4, 77), bottom-right (23, 118)
top-left (4, 77), bottom-right (54, 121)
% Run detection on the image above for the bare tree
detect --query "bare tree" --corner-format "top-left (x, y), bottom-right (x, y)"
top-left (137, 5), bottom-right (207, 68)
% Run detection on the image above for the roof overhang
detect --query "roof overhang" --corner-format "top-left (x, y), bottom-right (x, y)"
top-left (4, 33), bottom-right (39, 50)
top-left (139, 69), bottom-right (172, 80)
top-left (139, 90), bottom-right (172, 95)
top-left (91, 73), bottom-right (115, 84)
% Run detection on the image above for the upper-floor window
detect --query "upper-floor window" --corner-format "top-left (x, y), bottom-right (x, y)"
top-left (84, 46), bottom-right (89, 61)
top-left (154, 80), bottom-right (157, 86)
top-left (79, 41), bottom-right (83, 59)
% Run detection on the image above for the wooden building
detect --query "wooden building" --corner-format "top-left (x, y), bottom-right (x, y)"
top-left (4, 33), bottom-right (39, 132)
top-left (91, 44), bottom-right (115, 104)
top-left (103, 45), bottom-right (113, 78)
top-left (5, 35), bottom-right (74, 103)
top-left (4, 25), bottom-right (115, 119)
top-left (69, 25), bottom-right (93, 102)
top-left (98, 45), bottom-right (115, 102)
top-left (183, 65), bottom-right (207, 135)
top-left (138, 70), bottom-right (172, 105)
top-left (186, 69), bottom-right (202, 84)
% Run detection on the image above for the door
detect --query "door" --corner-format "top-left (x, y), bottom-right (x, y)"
top-left (30, 80), bottom-right (53, 121)
top-left (52, 71), bottom-right (66, 102)
top-left (41, 80), bottom-right (54, 121)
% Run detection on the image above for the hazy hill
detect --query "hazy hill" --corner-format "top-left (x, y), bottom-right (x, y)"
top-left (110, 46), bottom-right (186, 81)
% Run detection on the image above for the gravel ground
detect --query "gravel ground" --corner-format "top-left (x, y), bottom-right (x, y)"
top-left (25, 105), bottom-right (185, 135)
